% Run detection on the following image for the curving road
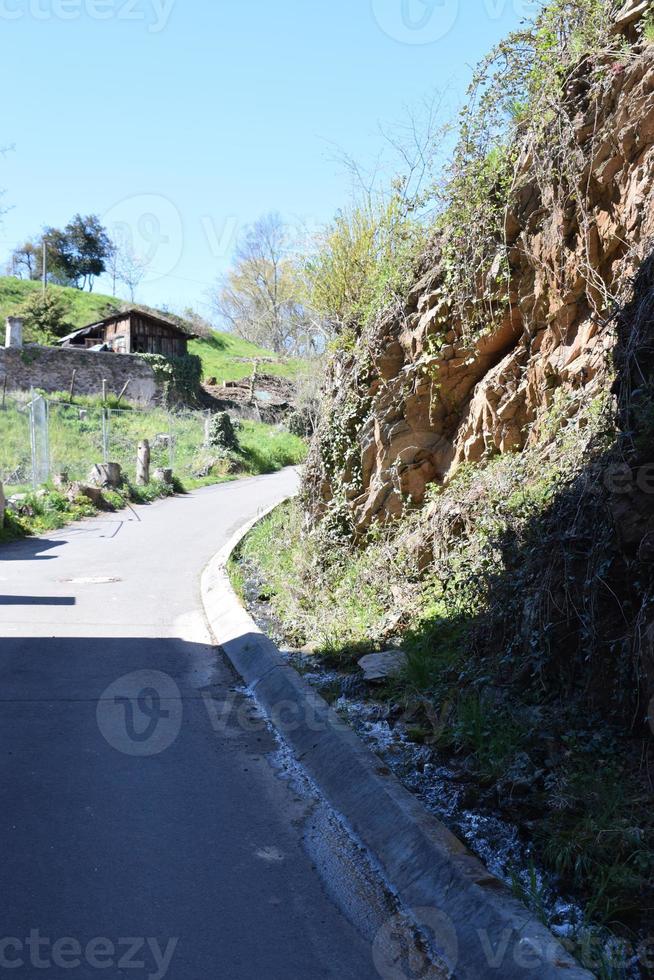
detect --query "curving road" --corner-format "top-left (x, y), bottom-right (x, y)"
top-left (0, 471), bottom-right (388, 979)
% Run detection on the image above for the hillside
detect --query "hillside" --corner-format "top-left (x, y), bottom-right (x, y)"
top-left (187, 334), bottom-right (306, 384)
top-left (0, 277), bottom-right (119, 330)
top-left (231, 5), bottom-right (654, 972)
top-left (0, 277), bottom-right (304, 383)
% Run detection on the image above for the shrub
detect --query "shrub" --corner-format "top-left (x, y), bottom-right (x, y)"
top-left (139, 353), bottom-right (202, 406)
top-left (208, 412), bottom-right (239, 451)
top-left (305, 196), bottom-right (426, 338)
top-left (19, 291), bottom-right (73, 343)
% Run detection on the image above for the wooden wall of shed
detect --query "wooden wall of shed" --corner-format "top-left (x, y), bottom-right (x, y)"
top-left (104, 317), bottom-right (130, 354)
top-left (130, 315), bottom-right (187, 356)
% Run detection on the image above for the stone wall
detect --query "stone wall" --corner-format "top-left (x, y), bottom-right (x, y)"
top-left (0, 346), bottom-right (161, 404)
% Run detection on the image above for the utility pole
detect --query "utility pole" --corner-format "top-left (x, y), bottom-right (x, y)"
top-left (42, 239), bottom-right (47, 297)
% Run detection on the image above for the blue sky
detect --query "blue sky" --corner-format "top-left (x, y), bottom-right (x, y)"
top-left (0, 0), bottom-right (536, 316)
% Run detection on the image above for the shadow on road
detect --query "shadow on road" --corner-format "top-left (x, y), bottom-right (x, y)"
top-left (0, 538), bottom-right (65, 561)
top-left (0, 634), bottom-right (385, 980)
top-left (0, 596), bottom-right (76, 606)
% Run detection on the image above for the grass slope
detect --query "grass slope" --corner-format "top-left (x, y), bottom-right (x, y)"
top-left (188, 334), bottom-right (306, 383)
top-left (0, 277), bottom-right (304, 383)
top-left (0, 393), bottom-right (306, 541)
top-left (0, 277), bottom-right (119, 329)
top-left (0, 391), bottom-right (307, 494)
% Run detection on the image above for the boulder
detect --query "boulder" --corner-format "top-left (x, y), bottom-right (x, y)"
top-left (87, 463), bottom-right (122, 489)
top-left (67, 483), bottom-right (105, 508)
top-left (153, 468), bottom-right (174, 485)
top-left (7, 493), bottom-right (32, 516)
top-left (358, 650), bottom-right (408, 682)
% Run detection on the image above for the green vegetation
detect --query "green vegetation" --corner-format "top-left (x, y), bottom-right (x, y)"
top-left (0, 490), bottom-right (98, 541)
top-left (234, 498), bottom-right (389, 659)
top-left (207, 412), bottom-right (239, 451)
top-left (0, 392), bottom-right (306, 494)
top-left (436, 0), bottom-right (625, 337)
top-left (188, 332), bottom-right (306, 383)
top-left (139, 352), bottom-right (203, 405)
top-left (0, 277), bottom-right (119, 336)
top-left (237, 419), bottom-right (307, 474)
top-left (305, 196), bottom-right (427, 341)
top-left (232, 387), bottom-right (654, 961)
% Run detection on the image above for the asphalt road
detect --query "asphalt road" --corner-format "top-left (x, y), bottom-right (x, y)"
top-left (0, 471), bottom-right (389, 980)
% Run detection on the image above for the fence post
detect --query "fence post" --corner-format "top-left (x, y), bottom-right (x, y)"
top-left (102, 408), bottom-right (110, 465)
top-left (28, 393), bottom-right (37, 490)
top-left (137, 439), bottom-right (151, 486)
top-left (168, 415), bottom-right (175, 471)
top-left (28, 393), bottom-right (51, 489)
top-left (44, 398), bottom-right (50, 485)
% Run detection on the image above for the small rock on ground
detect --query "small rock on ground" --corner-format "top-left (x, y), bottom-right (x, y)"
top-left (358, 650), bottom-right (407, 682)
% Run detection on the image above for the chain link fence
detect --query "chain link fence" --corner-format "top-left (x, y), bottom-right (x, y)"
top-left (0, 392), bottom-right (212, 493)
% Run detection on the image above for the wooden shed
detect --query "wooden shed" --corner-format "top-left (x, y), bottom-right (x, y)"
top-left (58, 309), bottom-right (195, 357)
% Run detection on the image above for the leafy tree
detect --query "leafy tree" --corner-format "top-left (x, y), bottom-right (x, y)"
top-left (62, 214), bottom-right (112, 291)
top-left (12, 214), bottom-right (112, 290)
top-left (305, 195), bottom-right (425, 337)
top-left (19, 291), bottom-right (72, 343)
top-left (42, 226), bottom-right (77, 287)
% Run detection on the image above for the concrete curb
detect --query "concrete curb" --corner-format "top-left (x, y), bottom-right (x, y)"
top-left (201, 502), bottom-right (593, 980)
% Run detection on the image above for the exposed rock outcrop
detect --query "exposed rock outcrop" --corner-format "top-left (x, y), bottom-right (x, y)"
top-left (307, 43), bottom-right (654, 534)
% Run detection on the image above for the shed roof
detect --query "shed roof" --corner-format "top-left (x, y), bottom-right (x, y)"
top-left (88, 308), bottom-right (196, 338)
top-left (57, 323), bottom-right (104, 345)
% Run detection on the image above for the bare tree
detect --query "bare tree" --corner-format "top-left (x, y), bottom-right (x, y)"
top-left (111, 230), bottom-right (146, 302)
top-left (11, 241), bottom-right (40, 279)
top-left (212, 212), bottom-right (315, 355)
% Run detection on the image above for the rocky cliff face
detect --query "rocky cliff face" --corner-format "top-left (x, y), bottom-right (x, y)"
top-left (307, 42), bottom-right (654, 534)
